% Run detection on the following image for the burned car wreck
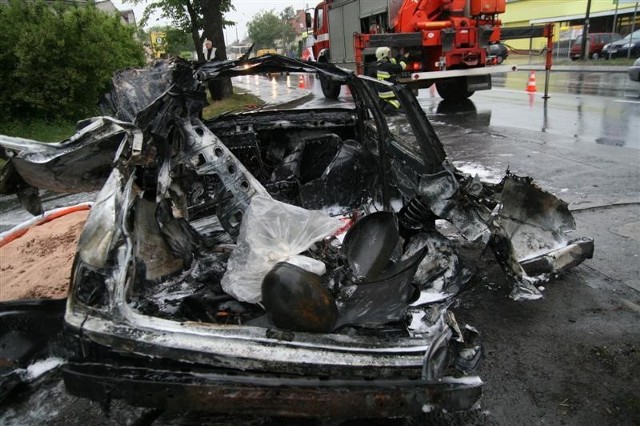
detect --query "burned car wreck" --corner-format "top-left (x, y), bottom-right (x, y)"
top-left (0, 55), bottom-right (594, 419)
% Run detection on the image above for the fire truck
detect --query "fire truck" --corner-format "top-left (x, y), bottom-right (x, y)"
top-left (308, 0), bottom-right (511, 100)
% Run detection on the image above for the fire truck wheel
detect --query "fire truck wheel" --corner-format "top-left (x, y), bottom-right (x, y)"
top-left (435, 78), bottom-right (474, 102)
top-left (320, 74), bottom-right (341, 99)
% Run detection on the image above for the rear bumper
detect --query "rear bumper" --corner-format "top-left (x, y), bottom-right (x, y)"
top-left (63, 362), bottom-right (482, 418)
top-left (604, 48), bottom-right (636, 58)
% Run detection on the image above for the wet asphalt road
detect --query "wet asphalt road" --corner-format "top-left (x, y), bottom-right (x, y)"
top-left (431, 71), bottom-right (640, 150)
top-left (294, 69), bottom-right (640, 150)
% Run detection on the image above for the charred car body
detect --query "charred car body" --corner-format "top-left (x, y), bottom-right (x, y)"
top-left (0, 55), bottom-right (593, 419)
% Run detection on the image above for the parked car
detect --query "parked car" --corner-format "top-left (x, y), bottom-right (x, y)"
top-left (0, 55), bottom-right (594, 420)
top-left (629, 57), bottom-right (640, 81)
top-left (488, 42), bottom-right (508, 64)
top-left (602, 29), bottom-right (640, 59)
top-left (570, 32), bottom-right (621, 60)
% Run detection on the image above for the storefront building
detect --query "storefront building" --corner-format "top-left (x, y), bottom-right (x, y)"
top-left (502, 0), bottom-right (639, 51)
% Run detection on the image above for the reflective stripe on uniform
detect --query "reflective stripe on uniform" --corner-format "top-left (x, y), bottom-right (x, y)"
top-left (378, 90), bottom-right (395, 99)
top-left (377, 71), bottom-right (391, 80)
top-left (391, 57), bottom-right (407, 70)
top-left (385, 99), bottom-right (401, 109)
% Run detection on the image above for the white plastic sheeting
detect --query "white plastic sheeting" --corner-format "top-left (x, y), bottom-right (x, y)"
top-left (221, 195), bottom-right (343, 303)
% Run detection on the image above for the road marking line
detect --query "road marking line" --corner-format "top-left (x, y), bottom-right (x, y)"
top-left (614, 99), bottom-right (640, 104)
top-left (487, 89), bottom-right (640, 103)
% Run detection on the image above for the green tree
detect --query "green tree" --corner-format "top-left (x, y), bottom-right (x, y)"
top-left (279, 6), bottom-right (298, 49)
top-left (280, 6), bottom-right (296, 21)
top-left (125, 0), bottom-right (233, 62)
top-left (126, 0), bottom-right (234, 99)
top-left (0, 0), bottom-right (145, 120)
top-left (202, 0), bottom-right (232, 99)
top-left (247, 9), bottom-right (296, 51)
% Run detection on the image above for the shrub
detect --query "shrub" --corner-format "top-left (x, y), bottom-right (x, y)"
top-left (0, 0), bottom-right (145, 121)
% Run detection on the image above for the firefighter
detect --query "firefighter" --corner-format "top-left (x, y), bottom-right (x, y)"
top-left (394, 47), bottom-right (410, 70)
top-left (372, 47), bottom-right (405, 114)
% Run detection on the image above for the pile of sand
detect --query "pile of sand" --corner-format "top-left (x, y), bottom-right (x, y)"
top-left (0, 211), bottom-right (89, 301)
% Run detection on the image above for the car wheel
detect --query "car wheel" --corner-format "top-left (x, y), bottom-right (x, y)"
top-left (592, 52), bottom-right (600, 60)
top-left (319, 74), bottom-right (341, 99)
top-left (436, 77), bottom-right (474, 102)
top-left (496, 55), bottom-right (504, 64)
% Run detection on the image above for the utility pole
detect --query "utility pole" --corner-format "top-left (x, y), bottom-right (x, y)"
top-left (580, 0), bottom-right (592, 60)
top-left (609, 0), bottom-right (619, 60)
top-left (629, 2), bottom-right (638, 59)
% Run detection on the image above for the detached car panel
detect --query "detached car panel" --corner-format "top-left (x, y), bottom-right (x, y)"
top-left (0, 55), bottom-right (593, 418)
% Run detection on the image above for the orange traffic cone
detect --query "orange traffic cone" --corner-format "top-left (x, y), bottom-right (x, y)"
top-left (526, 71), bottom-right (537, 92)
top-left (298, 75), bottom-right (305, 89)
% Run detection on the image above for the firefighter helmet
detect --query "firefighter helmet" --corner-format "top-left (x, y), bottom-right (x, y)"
top-left (376, 47), bottom-right (390, 61)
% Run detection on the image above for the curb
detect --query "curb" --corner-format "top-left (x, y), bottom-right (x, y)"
top-left (263, 91), bottom-right (314, 110)
top-left (0, 202), bottom-right (92, 248)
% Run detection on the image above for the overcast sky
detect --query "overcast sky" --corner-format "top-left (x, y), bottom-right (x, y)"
top-left (110, 0), bottom-right (312, 42)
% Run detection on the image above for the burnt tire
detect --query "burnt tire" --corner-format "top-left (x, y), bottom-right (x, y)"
top-left (436, 78), bottom-right (474, 102)
top-left (320, 74), bottom-right (341, 99)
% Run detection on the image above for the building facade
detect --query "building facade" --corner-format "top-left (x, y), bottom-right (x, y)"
top-left (95, 0), bottom-right (136, 26)
top-left (502, 0), bottom-right (639, 49)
